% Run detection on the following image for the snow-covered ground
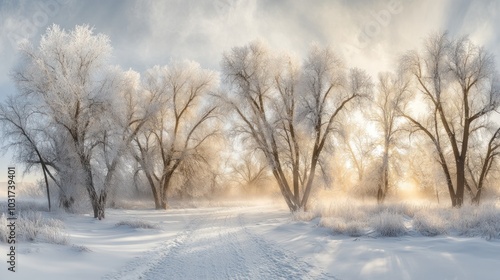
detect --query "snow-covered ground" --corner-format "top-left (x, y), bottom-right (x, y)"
top-left (1, 201), bottom-right (500, 280)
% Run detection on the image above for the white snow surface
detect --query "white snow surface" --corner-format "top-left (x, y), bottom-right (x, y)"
top-left (1, 202), bottom-right (500, 280)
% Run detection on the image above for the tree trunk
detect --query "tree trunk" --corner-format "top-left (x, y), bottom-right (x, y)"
top-left (278, 181), bottom-right (298, 211)
top-left (160, 199), bottom-right (169, 210)
top-left (82, 170), bottom-right (100, 218)
top-left (383, 158), bottom-right (389, 198)
top-left (154, 193), bottom-right (162, 209)
top-left (300, 154), bottom-right (319, 211)
top-left (59, 194), bottom-right (74, 211)
top-left (377, 144), bottom-right (389, 204)
top-left (147, 175), bottom-right (161, 209)
top-left (96, 190), bottom-right (107, 220)
top-left (82, 167), bottom-right (101, 218)
top-left (293, 167), bottom-right (299, 203)
top-left (160, 186), bottom-right (169, 210)
top-left (455, 159), bottom-right (466, 207)
top-left (142, 169), bottom-right (161, 209)
top-left (377, 187), bottom-right (384, 204)
top-left (151, 183), bottom-right (162, 209)
top-left (87, 188), bottom-right (99, 219)
top-left (472, 188), bottom-right (482, 205)
top-left (97, 157), bottom-right (122, 219)
top-left (435, 152), bottom-right (455, 207)
top-left (271, 169), bottom-right (298, 211)
top-left (41, 164), bottom-right (51, 211)
top-left (160, 174), bottom-right (172, 210)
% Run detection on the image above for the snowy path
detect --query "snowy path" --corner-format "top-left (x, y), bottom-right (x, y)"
top-left (104, 207), bottom-right (333, 280)
top-left (2, 204), bottom-right (500, 279)
top-left (0, 203), bottom-right (500, 280)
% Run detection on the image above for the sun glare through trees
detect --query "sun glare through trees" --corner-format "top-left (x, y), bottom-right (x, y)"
top-left (0, 1), bottom-right (500, 279)
top-left (0, 24), bottom-right (499, 217)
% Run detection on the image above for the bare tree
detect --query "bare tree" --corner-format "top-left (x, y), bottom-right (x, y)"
top-left (405, 139), bottom-right (445, 203)
top-left (133, 61), bottom-right (219, 209)
top-left (229, 152), bottom-right (271, 194)
top-left (372, 72), bottom-right (410, 203)
top-left (0, 97), bottom-right (62, 211)
top-left (221, 41), bottom-right (372, 211)
top-left (337, 117), bottom-right (376, 187)
top-left (401, 33), bottom-right (500, 207)
top-left (465, 127), bottom-right (500, 204)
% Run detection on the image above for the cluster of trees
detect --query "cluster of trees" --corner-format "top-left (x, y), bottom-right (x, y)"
top-left (0, 25), bottom-right (220, 219)
top-left (1, 25), bottom-right (499, 218)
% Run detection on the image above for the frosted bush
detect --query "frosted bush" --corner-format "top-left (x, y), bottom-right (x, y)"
top-left (390, 203), bottom-right (419, 218)
top-left (319, 217), bottom-right (366, 237)
top-left (372, 202), bottom-right (422, 218)
top-left (42, 217), bottom-right (65, 228)
top-left (116, 220), bottom-right (159, 229)
top-left (292, 210), bottom-right (319, 221)
top-left (318, 200), bottom-right (368, 222)
top-left (320, 217), bottom-right (346, 234)
top-left (372, 210), bottom-right (407, 237)
top-left (451, 203), bottom-right (500, 239)
top-left (0, 211), bottom-right (70, 244)
top-left (475, 204), bottom-right (500, 240)
top-left (412, 211), bottom-right (447, 236)
top-left (309, 199), bottom-right (500, 240)
top-left (18, 211), bottom-right (43, 241)
top-left (481, 224), bottom-right (498, 241)
top-left (344, 221), bottom-right (367, 237)
top-left (39, 226), bottom-right (69, 245)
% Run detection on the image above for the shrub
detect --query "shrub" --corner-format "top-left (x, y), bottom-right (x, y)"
top-left (116, 220), bottom-right (159, 229)
top-left (412, 211), bottom-right (447, 236)
top-left (320, 217), bottom-right (366, 237)
top-left (371, 210), bottom-right (407, 237)
top-left (39, 226), bottom-right (69, 245)
top-left (308, 198), bottom-right (500, 240)
top-left (292, 210), bottom-right (319, 222)
top-left (452, 203), bottom-right (500, 239)
top-left (0, 211), bottom-right (68, 244)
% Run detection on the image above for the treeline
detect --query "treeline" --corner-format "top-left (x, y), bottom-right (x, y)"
top-left (1, 25), bottom-right (499, 218)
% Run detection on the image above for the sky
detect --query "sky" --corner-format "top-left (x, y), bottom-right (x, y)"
top-left (0, 0), bottom-right (499, 183)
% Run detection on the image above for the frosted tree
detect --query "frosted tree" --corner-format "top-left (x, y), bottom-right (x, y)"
top-left (229, 152), bottom-right (271, 195)
top-left (0, 96), bottom-right (64, 211)
top-left (91, 68), bottom-right (156, 218)
top-left (132, 61), bottom-right (219, 209)
top-left (400, 33), bottom-right (500, 206)
top-left (12, 24), bottom-right (119, 218)
top-left (371, 72), bottom-right (410, 203)
top-left (221, 41), bottom-right (372, 211)
top-left (337, 116), bottom-right (377, 196)
top-left (465, 126), bottom-right (500, 204)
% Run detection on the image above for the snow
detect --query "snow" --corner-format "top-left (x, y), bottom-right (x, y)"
top-left (1, 202), bottom-right (500, 279)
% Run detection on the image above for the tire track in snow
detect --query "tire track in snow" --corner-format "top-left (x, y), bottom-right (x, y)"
top-left (101, 214), bottom-right (203, 280)
top-left (133, 208), bottom-right (335, 279)
top-left (236, 212), bottom-right (335, 280)
top-left (142, 210), bottom-right (249, 279)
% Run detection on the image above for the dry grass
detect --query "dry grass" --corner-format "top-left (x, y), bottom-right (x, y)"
top-left (296, 199), bottom-right (500, 239)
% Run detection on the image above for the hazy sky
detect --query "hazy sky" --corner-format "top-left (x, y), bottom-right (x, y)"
top-left (0, 0), bottom-right (499, 182)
